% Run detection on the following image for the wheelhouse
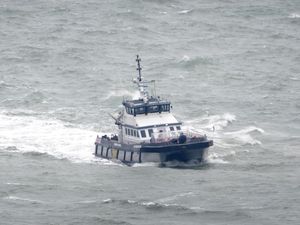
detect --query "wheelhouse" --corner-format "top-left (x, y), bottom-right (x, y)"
top-left (123, 98), bottom-right (171, 116)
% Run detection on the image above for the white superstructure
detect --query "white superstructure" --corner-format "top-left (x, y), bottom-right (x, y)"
top-left (115, 55), bottom-right (183, 144)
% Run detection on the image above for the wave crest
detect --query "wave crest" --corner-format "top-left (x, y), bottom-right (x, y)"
top-left (186, 113), bottom-right (236, 131)
top-left (289, 13), bottom-right (300, 18)
top-left (185, 113), bottom-right (264, 158)
top-left (223, 126), bottom-right (264, 146)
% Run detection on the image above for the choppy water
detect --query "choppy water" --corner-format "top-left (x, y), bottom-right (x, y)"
top-left (1, 0), bottom-right (300, 224)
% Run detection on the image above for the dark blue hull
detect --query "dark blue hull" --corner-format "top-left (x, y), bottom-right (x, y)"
top-left (94, 139), bottom-right (213, 163)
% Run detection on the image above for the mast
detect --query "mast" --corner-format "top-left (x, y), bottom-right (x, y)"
top-left (134, 55), bottom-right (150, 102)
top-left (136, 55), bottom-right (142, 82)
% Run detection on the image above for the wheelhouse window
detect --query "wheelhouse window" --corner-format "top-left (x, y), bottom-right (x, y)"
top-left (125, 128), bottom-right (128, 135)
top-left (135, 107), bottom-right (145, 114)
top-left (126, 107), bottom-right (135, 115)
top-left (148, 105), bottom-right (159, 113)
top-left (170, 126), bottom-right (174, 131)
top-left (133, 130), bottom-right (137, 137)
top-left (140, 130), bottom-right (146, 138)
top-left (161, 104), bottom-right (170, 112)
top-left (176, 126), bottom-right (181, 130)
top-left (148, 129), bottom-right (154, 137)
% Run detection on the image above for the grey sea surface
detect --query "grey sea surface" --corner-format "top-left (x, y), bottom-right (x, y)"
top-left (0, 0), bottom-right (300, 224)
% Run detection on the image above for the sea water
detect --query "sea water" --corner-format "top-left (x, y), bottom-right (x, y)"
top-left (0, 0), bottom-right (299, 224)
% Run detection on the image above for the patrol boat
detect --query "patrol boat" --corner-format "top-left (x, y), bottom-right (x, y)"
top-left (94, 55), bottom-right (213, 164)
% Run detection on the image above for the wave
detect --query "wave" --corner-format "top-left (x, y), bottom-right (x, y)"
top-left (4, 195), bottom-right (44, 204)
top-left (131, 162), bottom-right (159, 167)
top-left (180, 55), bottom-right (190, 62)
top-left (178, 9), bottom-right (193, 14)
top-left (178, 55), bottom-right (215, 68)
top-left (0, 111), bottom-right (120, 165)
top-left (223, 126), bottom-right (264, 146)
top-left (1, 90), bottom-right (48, 107)
top-left (155, 192), bottom-right (194, 203)
top-left (204, 113), bottom-right (236, 131)
top-left (115, 198), bottom-right (192, 212)
top-left (6, 182), bottom-right (22, 185)
top-left (77, 200), bottom-right (98, 204)
top-left (0, 80), bottom-right (15, 89)
top-left (289, 76), bottom-right (299, 81)
top-left (101, 197), bottom-right (249, 218)
top-left (102, 198), bottom-right (113, 203)
top-left (184, 113), bottom-right (264, 158)
top-left (207, 153), bottom-right (230, 164)
top-left (185, 113), bottom-right (236, 131)
top-left (289, 13), bottom-right (300, 18)
top-left (213, 127), bottom-right (264, 148)
top-left (225, 126), bottom-right (265, 135)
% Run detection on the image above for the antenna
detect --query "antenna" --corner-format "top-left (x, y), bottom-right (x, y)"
top-left (136, 55), bottom-right (142, 81)
top-left (134, 55), bottom-right (151, 102)
top-left (153, 80), bottom-right (157, 98)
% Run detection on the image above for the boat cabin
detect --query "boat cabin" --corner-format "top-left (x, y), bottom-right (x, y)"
top-left (123, 97), bottom-right (171, 116)
top-left (120, 97), bottom-right (182, 144)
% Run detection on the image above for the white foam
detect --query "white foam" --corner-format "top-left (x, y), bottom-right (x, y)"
top-left (102, 198), bottom-right (112, 203)
top-left (178, 9), bottom-right (192, 14)
top-left (207, 152), bottom-right (229, 164)
top-left (289, 77), bottom-right (299, 81)
top-left (189, 206), bottom-right (205, 211)
top-left (0, 112), bottom-right (119, 164)
top-left (225, 126), bottom-right (265, 135)
top-left (185, 113), bottom-right (264, 147)
top-left (141, 201), bottom-right (156, 206)
top-left (223, 126), bottom-right (264, 146)
top-left (131, 162), bottom-right (159, 167)
top-left (126, 198), bottom-right (185, 209)
top-left (211, 139), bottom-right (239, 149)
top-left (77, 200), bottom-right (97, 204)
top-left (127, 200), bottom-right (136, 204)
top-left (6, 182), bottom-right (22, 185)
top-left (180, 55), bottom-right (190, 62)
top-left (140, 201), bottom-right (179, 208)
top-left (5, 195), bottom-right (43, 203)
top-left (289, 13), bottom-right (300, 18)
top-left (207, 113), bottom-right (236, 131)
top-left (156, 192), bottom-right (194, 203)
top-left (186, 113), bottom-right (236, 131)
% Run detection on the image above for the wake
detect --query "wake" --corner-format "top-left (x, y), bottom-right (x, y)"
top-left (0, 111), bottom-right (117, 165)
top-left (0, 111), bottom-right (264, 166)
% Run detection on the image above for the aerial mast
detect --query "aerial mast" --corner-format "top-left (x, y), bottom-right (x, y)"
top-left (134, 55), bottom-right (149, 102)
top-left (136, 55), bottom-right (142, 82)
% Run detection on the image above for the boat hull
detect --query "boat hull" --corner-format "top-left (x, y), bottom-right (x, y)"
top-left (94, 140), bottom-right (213, 164)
